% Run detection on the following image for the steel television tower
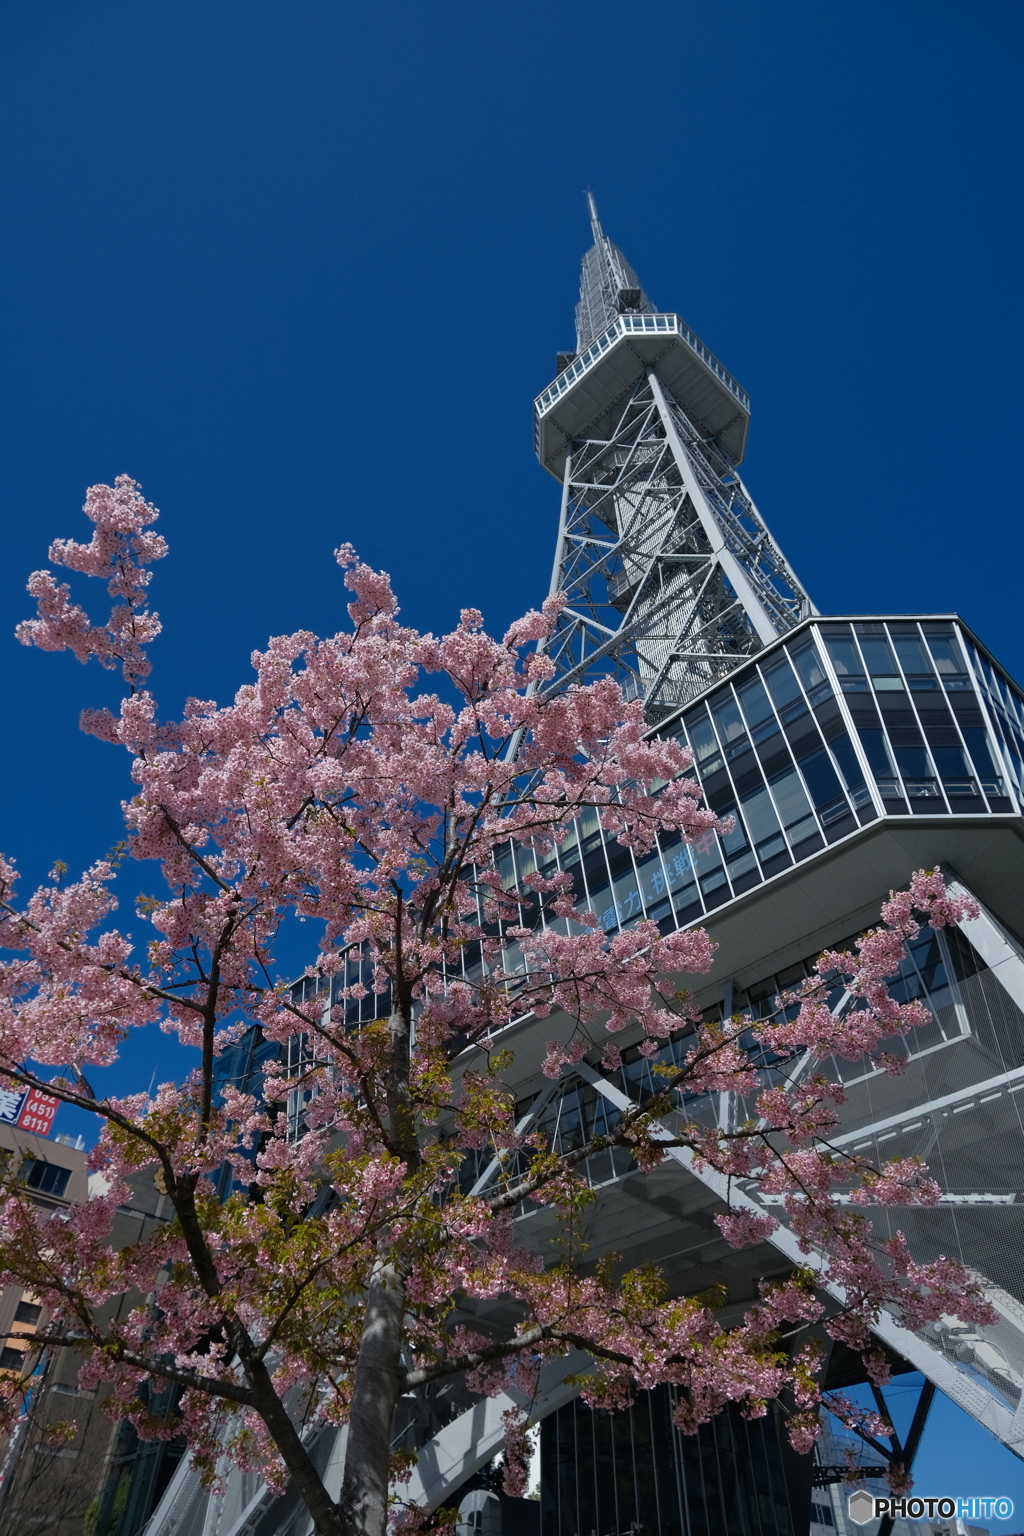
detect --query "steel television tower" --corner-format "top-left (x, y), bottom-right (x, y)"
top-left (133, 200), bottom-right (1024, 1536)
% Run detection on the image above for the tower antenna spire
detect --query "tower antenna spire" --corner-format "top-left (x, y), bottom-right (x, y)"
top-left (586, 190), bottom-right (603, 243)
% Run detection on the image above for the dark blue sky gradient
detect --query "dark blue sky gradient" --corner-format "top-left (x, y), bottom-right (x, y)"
top-left (1, 0), bottom-right (1022, 1498)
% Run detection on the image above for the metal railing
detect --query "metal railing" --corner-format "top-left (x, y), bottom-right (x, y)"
top-left (534, 313), bottom-right (751, 418)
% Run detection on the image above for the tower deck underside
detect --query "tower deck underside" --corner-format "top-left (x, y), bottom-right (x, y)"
top-left (536, 313), bottom-right (751, 477)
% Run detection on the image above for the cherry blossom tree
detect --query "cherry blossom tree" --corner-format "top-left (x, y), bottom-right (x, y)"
top-left (0, 479), bottom-right (993, 1536)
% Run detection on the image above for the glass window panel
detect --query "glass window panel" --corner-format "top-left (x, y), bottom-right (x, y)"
top-left (828, 731), bottom-right (867, 790)
top-left (762, 656), bottom-right (802, 708)
top-left (23, 1161), bottom-right (70, 1198)
top-left (823, 637), bottom-right (863, 676)
top-left (789, 641), bottom-right (827, 691)
top-left (860, 637), bottom-right (898, 676)
top-left (740, 786), bottom-right (782, 843)
top-left (893, 744), bottom-right (933, 778)
top-left (927, 635), bottom-right (966, 675)
top-left (787, 815), bottom-right (820, 847)
top-left (699, 866), bottom-right (729, 898)
top-left (799, 748), bottom-right (846, 809)
top-left (736, 674), bottom-right (774, 726)
top-left (575, 805), bottom-right (602, 847)
top-left (716, 806), bottom-right (749, 856)
top-left (495, 850), bottom-right (515, 892)
top-left (858, 730), bottom-right (895, 775)
top-left (755, 832), bottom-right (789, 865)
top-left (515, 843), bottom-right (537, 881)
top-left (999, 737), bottom-right (1024, 794)
top-left (726, 850), bottom-right (758, 881)
top-left (768, 768), bottom-right (814, 829)
top-left (636, 852), bottom-right (669, 909)
top-left (908, 930), bottom-right (947, 991)
top-left (931, 745), bottom-right (972, 778)
top-left (962, 727), bottom-right (998, 777)
top-left (724, 734), bottom-right (755, 767)
top-left (887, 969), bottom-right (923, 1005)
top-left (612, 870), bottom-right (643, 927)
top-left (709, 691), bottom-right (745, 743)
top-left (662, 843), bottom-right (697, 894)
top-left (690, 830), bottom-right (724, 877)
top-left (683, 707), bottom-right (722, 769)
top-left (892, 635), bottom-right (931, 675)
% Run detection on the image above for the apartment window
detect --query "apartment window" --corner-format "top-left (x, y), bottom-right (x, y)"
top-left (22, 1160), bottom-right (70, 1198)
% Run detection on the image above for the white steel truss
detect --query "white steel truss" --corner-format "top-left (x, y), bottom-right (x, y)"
top-left (540, 366), bottom-right (815, 720)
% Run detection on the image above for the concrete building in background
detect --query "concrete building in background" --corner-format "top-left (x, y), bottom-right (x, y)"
top-left (0, 1113), bottom-right (176, 1536)
top-left (0, 1100), bottom-right (89, 1534)
top-left (0, 1112), bottom-right (86, 1369)
top-left (137, 203), bottom-right (1024, 1536)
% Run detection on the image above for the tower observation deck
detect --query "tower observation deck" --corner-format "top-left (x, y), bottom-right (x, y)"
top-left (535, 195), bottom-right (814, 719)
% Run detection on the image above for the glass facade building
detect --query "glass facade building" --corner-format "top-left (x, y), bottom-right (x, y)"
top-left (491, 618), bottom-right (1022, 942)
top-left (542, 1391), bottom-right (803, 1536)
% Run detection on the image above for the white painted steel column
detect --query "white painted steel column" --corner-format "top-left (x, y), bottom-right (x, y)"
top-left (546, 448), bottom-right (574, 601)
top-left (401, 1349), bottom-right (589, 1512)
top-left (647, 369), bottom-right (779, 647)
top-left (947, 874), bottom-right (1024, 1014)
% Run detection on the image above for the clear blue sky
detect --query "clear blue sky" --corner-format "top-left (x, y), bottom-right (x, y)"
top-left (1, 0), bottom-right (1022, 1505)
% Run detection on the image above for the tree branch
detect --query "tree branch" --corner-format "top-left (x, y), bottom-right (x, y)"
top-left (20, 1330), bottom-right (256, 1407)
top-left (402, 1325), bottom-right (551, 1388)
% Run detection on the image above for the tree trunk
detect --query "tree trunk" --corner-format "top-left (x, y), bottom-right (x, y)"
top-left (340, 1259), bottom-right (407, 1536)
top-left (241, 1346), bottom-right (349, 1536)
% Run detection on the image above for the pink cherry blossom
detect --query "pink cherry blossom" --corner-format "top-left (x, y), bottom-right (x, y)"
top-left (0, 482), bottom-right (995, 1536)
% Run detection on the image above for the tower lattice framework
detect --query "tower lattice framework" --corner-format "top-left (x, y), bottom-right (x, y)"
top-left (535, 197), bottom-right (815, 720)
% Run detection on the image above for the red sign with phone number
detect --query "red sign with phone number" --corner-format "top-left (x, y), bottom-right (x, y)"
top-left (16, 1090), bottom-right (59, 1137)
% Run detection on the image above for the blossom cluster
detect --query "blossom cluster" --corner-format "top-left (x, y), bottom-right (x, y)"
top-left (0, 482), bottom-right (996, 1535)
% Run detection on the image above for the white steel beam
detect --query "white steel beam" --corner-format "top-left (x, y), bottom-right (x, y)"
top-left (572, 1062), bottom-right (1024, 1458)
top-left (647, 370), bottom-right (779, 647)
top-left (402, 1349), bottom-right (589, 1512)
top-left (947, 872), bottom-right (1024, 1014)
